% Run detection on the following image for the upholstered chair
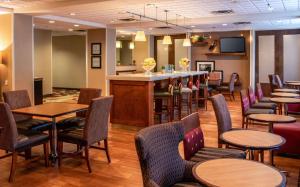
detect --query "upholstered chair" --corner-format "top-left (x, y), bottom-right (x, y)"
top-left (0, 102), bottom-right (49, 182)
top-left (181, 112), bottom-right (245, 162)
top-left (57, 96), bottom-right (113, 173)
top-left (248, 86), bottom-right (277, 110)
top-left (3, 90), bottom-right (52, 132)
top-left (57, 88), bottom-right (101, 130)
top-left (135, 121), bottom-right (203, 187)
top-left (217, 73), bottom-right (236, 101)
top-left (240, 90), bottom-right (274, 128)
top-left (256, 83), bottom-right (272, 103)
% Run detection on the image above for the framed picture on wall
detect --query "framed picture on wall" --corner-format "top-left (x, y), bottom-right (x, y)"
top-left (196, 61), bottom-right (215, 72)
top-left (91, 43), bottom-right (101, 55)
top-left (91, 56), bottom-right (101, 69)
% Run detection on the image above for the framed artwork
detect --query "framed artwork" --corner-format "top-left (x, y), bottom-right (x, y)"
top-left (91, 56), bottom-right (101, 68)
top-left (91, 43), bottom-right (101, 55)
top-left (196, 60), bottom-right (215, 72)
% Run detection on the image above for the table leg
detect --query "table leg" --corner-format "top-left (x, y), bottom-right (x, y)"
top-left (283, 104), bottom-right (287, 115)
top-left (270, 150), bottom-right (274, 166)
top-left (269, 122), bottom-right (273, 133)
top-left (259, 150), bottom-right (264, 163)
top-left (49, 118), bottom-right (58, 164)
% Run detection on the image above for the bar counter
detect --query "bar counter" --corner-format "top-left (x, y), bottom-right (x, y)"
top-left (107, 71), bottom-right (207, 126)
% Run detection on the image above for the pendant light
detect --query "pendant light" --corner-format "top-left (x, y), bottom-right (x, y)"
top-left (116, 41), bottom-right (122, 48)
top-left (182, 17), bottom-right (191, 47)
top-left (135, 13), bottom-right (146, 42)
top-left (129, 42), bottom-right (135, 49)
top-left (162, 10), bottom-right (172, 45)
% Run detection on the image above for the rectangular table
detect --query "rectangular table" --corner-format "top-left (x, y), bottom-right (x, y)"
top-left (12, 102), bottom-right (89, 163)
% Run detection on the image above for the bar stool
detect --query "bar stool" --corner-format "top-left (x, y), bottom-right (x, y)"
top-left (154, 78), bottom-right (174, 123)
top-left (190, 75), bottom-right (200, 111)
top-left (173, 76), bottom-right (192, 120)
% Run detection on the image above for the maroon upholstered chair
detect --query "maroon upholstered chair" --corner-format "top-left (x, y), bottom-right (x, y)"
top-left (256, 83), bottom-right (272, 103)
top-left (3, 90), bottom-right (52, 132)
top-left (248, 86), bottom-right (276, 110)
top-left (240, 90), bottom-right (274, 128)
top-left (58, 96), bottom-right (113, 173)
top-left (57, 88), bottom-right (101, 130)
top-left (0, 102), bottom-right (49, 182)
top-left (181, 113), bottom-right (245, 162)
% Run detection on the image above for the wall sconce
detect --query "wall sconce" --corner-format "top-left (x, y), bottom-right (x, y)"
top-left (116, 41), bottom-right (122, 48)
top-left (0, 51), bottom-right (2, 64)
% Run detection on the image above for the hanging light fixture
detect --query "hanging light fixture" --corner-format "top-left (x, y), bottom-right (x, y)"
top-left (116, 41), bottom-right (122, 48)
top-left (162, 10), bottom-right (172, 45)
top-left (129, 42), bottom-right (135, 49)
top-left (182, 17), bottom-right (191, 47)
top-left (135, 13), bottom-right (147, 42)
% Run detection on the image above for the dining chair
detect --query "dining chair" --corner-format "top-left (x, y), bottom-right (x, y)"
top-left (248, 86), bottom-right (277, 110)
top-left (240, 90), bottom-right (275, 129)
top-left (268, 74), bottom-right (278, 92)
top-left (135, 121), bottom-right (203, 187)
top-left (181, 112), bottom-right (246, 163)
top-left (0, 102), bottom-right (49, 182)
top-left (256, 83), bottom-right (272, 103)
top-left (57, 96), bottom-right (113, 173)
top-left (57, 88), bottom-right (102, 130)
top-left (217, 73), bottom-right (236, 101)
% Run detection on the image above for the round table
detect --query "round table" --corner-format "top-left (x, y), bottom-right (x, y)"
top-left (285, 80), bottom-right (300, 83)
top-left (286, 82), bottom-right (300, 89)
top-left (271, 92), bottom-right (299, 98)
top-left (274, 88), bottom-right (299, 93)
top-left (193, 158), bottom-right (286, 187)
top-left (248, 114), bottom-right (296, 132)
top-left (220, 130), bottom-right (285, 164)
top-left (270, 97), bottom-right (300, 115)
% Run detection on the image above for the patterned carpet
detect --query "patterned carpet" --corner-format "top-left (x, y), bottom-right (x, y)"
top-left (43, 88), bottom-right (79, 103)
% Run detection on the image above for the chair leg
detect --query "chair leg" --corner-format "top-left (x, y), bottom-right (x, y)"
top-left (43, 143), bottom-right (49, 167)
top-left (104, 139), bottom-right (111, 163)
top-left (246, 117), bottom-right (249, 129)
top-left (24, 149), bottom-right (32, 160)
top-left (189, 93), bottom-right (192, 114)
top-left (84, 146), bottom-right (92, 173)
top-left (57, 141), bottom-right (63, 167)
top-left (242, 117), bottom-right (245, 128)
top-left (231, 92), bottom-right (235, 100)
top-left (9, 152), bottom-right (18, 183)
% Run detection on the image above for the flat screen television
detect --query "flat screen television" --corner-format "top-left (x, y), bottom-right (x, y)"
top-left (220, 37), bottom-right (245, 53)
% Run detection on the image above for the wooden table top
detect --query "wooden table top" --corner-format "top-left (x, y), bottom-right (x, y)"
top-left (271, 92), bottom-right (299, 97)
top-left (285, 80), bottom-right (300, 83)
top-left (220, 130), bottom-right (285, 150)
top-left (270, 97), bottom-right (300, 104)
top-left (286, 82), bottom-right (300, 86)
top-left (12, 102), bottom-right (89, 118)
top-left (274, 88), bottom-right (299, 93)
top-left (193, 158), bottom-right (285, 187)
top-left (248, 114), bottom-right (296, 124)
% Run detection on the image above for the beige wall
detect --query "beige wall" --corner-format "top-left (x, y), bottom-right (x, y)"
top-left (0, 14), bottom-right (13, 96)
top-left (52, 35), bottom-right (86, 89)
top-left (132, 36), bottom-right (149, 72)
top-left (34, 29), bottom-right (52, 95)
top-left (191, 31), bottom-right (250, 88)
top-left (175, 39), bottom-right (189, 70)
top-left (14, 14), bottom-right (34, 101)
top-left (283, 34), bottom-right (300, 81)
top-left (87, 29), bottom-right (106, 93)
top-left (258, 35), bottom-right (275, 83)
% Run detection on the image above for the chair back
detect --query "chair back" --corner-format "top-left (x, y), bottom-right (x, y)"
top-left (229, 73), bottom-right (237, 92)
top-left (210, 94), bottom-right (232, 143)
top-left (84, 96), bottom-right (113, 145)
top-left (275, 75), bottom-right (283, 88)
top-left (77, 88), bottom-right (102, 117)
top-left (268, 74), bottom-right (277, 92)
top-left (3, 90), bottom-right (32, 122)
top-left (0, 103), bottom-right (18, 152)
top-left (248, 86), bottom-right (256, 106)
top-left (181, 112), bottom-right (200, 134)
top-left (256, 83), bottom-right (264, 100)
top-left (240, 90), bottom-right (250, 116)
top-left (135, 121), bottom-right (186, 187)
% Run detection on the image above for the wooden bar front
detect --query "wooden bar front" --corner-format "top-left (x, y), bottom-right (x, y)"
top-left (110, 80), bottom-right (154, 126)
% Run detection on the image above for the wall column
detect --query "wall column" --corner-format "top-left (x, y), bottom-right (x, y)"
top-left (249, 30), bottom-right (256, 88)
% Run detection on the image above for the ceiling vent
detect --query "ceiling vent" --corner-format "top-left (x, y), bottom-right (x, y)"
top-left (118, 17), bottom-right (137, 22)
top-left (211, 9), bottom-right (234, 15)
top-left (155, 26), bottom-right (172, 29)
top-left (233, 21), bottom-right (252, 25)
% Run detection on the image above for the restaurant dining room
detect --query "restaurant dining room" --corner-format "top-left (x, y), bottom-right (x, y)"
top-left (1, 0), bottom-right (300, 187)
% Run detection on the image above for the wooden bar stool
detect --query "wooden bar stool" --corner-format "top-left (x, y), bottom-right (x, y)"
top-left (154, 78), bottom-right (174, 123)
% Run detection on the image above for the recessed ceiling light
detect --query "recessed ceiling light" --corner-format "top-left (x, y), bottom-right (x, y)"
top-left (277, 20), bottom-right (283, 23)
top-left (110, 20), bottom-right (115, 23)
top-left (70, 12), bottom-right (76, 16)
top-left (149, 28), bottom-right (153, 30)
top-left (222, 23), bottom-right (228, 26)
top-left (191, 25), bottom-right (196, 28)
top-left (49, 20), bottom-right (55, 24)
top-left (121, 35), bottom-right (125, 38)
top-left (267, 3), bottom-right (274, 11)
top-left (68, 28), bottom-right (74, 32)
top-left (146, 3), bottom-right (156, 7)
top-left (74, 24), bottom-right (80, 27)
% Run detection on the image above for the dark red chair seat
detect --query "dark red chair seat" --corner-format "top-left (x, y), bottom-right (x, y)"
top-left (273, 122), bottom-right (300, 155)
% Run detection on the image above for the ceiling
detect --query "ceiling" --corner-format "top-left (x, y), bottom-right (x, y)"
top-left (1, 0), bottom-right (300, 34)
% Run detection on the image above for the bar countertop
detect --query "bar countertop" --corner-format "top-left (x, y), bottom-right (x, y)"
top-left (107, 71), bottom-right (208, 81)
